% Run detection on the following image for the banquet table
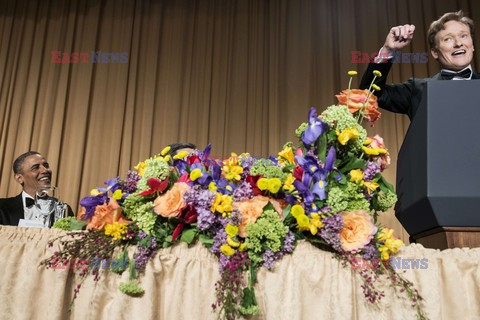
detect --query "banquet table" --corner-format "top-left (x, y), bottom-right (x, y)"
top-left (0, 225), bottom-right (479, 320)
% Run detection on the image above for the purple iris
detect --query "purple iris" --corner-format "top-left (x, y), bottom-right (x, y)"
top-left (79, 194), bottom-right (107, 219)
top-left (302, 108), bottom-right (328, 146)
top-left (190, 162), bottom-right (212, 186)
top-left (311, 147), bottom-right (336, 200)
top-left (294, 146), bottom-right (336, 203)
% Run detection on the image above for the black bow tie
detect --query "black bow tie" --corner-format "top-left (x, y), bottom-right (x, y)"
top-left (441, 68), bottom-right (472, 80)
top-left (25, 197), bottom-right (35, 208)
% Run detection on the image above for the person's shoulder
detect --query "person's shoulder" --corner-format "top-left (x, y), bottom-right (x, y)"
top-left (0, 194), bottom-right (22, 208)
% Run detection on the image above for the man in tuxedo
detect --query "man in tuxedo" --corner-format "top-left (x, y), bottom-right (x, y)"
top-left (360, 10), bottom-right (479, 120)
top-left (0, 151), bottom-right (74, 226)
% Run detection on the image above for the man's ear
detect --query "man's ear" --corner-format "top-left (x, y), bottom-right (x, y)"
top-left (431, 48), bottom-right (439, 60)
top-left (14, 173), bottom-right (24, 185)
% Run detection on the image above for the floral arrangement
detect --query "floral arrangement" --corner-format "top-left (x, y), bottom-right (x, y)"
top-left (43, 70), bottom-right (427, 319)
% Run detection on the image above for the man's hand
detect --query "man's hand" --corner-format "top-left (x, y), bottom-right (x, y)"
top-left (381, 24), bottom-right (415, 57)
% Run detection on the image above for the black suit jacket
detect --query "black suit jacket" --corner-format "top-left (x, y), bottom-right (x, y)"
top-left (359, 61), bottom-right (480, 120)
top-left (0, 193), bottom-right (74, 226)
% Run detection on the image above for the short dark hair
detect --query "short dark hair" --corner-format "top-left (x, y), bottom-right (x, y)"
top-left (169, 143), bottom-right (196, 154)
top-left (13, 151), bottom-right (40, 174)
top-left (427, 10), bottom-right (474, 49)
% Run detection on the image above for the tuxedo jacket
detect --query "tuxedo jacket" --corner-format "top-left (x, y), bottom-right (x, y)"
top-left (0, 193), bottom-right (74, 226)
top-left (359, 61), bottom-right (480, 120)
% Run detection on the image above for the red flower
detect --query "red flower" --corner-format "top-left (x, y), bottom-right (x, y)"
top-left (246, 175), bottom-right (262, 196)
top-left (172, 205), bottom-right (197, 241)
top-left (138, 177), bottom-right (169, 196)
top-left (293, 166), bottom-right (304, 181)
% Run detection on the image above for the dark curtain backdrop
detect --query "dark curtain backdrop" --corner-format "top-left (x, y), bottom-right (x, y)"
top-left (1, 0), bottom-right (479, 241)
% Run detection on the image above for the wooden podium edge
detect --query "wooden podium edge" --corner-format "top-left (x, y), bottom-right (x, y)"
top-left (412, 226), bottom-right (480, 250)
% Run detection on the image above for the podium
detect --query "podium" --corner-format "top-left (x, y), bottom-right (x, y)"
top-left (395, 80), bottom-right (480, 249)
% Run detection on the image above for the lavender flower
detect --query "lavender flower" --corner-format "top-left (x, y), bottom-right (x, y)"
top-left (320, 214), bottom-right (344, 251)
top-left (123, 170), bottom-right (141, 193)
top-left (233, 181), bottom-right (253, 201)
top-left (184, 186), bottom-right (216, 230)
top-left (363, 161), bottom-right (380, 181)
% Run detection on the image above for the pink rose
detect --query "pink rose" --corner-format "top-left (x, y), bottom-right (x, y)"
top-left (367, 135), bottom-right (391, 171)
top-left (153, 182), bottom-right (190, 218)
top-left (339, 210), bottom-right (378, 253)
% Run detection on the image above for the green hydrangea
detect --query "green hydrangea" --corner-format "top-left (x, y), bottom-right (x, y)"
top-left (52, 217), bottom-right (76, 231)
top-left (295, 122), bottom-right (308, 139)
top-left (320, 105), bottom-right (367, 150)
top-left (250, 160), bottom-right (286, 180)
top-left (245, 209), bottom-right (289, 264)
top-left (123, 195), bottom-right (157, 234)
top-left (119, 281), bottom-right (144, 296)
top-left (326, 181), bottom-right (370, 213)
top-left (136, 158), bottom-right (170, 192)
top-left (376, 190), bottom-right (398, 211)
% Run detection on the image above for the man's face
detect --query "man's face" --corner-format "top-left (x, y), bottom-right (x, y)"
top-left (431, 20), bottom-right (475, 71)
top-left (14, 154), bottom-right (52, 196)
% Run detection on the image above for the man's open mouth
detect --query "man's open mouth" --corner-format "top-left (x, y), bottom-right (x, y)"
top-left (452, 49), bottom-right (466, 56)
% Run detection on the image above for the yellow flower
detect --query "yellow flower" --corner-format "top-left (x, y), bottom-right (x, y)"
top-left (278, 147), bottom-right (295, 164)
top-left (227, 236), bottom-right (240, 248)
top-left (225, 224), bottom-right (239, 237)
top-left (173, 151), bottom-right (189, 160)
top-left (223, 153), bottom-right (239, 166)
top-left (104, 221), bottom-right (127, 240)
top-left (257, 178), bottom-right (269, 191)
top-left (163, 155), bottom-right (171, 162)
top-left (349, 169), bottom-right (364, 184)
top-left (160, 146), bottom-right (171, 156)
top-left (296, 214), bottom-right (310, 230)
top-left (373, 70), bottom-right (382, 77)
top-left (348, 70), bottom-right (358, 76)
top-left (220, 244), bottom-right (235, 256)
top-left (309, 213), bottom-right (324, 235)
top-left (362, 146), bottom-right (387, 155)
top-left (282, 173), bottom-right (295, 192)
top-left (134, 161), bottom-right (146, 176)
top-left (90, 188), bottom-right (102, 196)
top-left (238, 243), bottom-right (246, 252)
top-left (372, 84), bottom-right (381, 91)
top-left (190, 168), bottom-right (203, 181)
top-left (337, 128), bottom-right (360, 145)
top-left (112, 189), bottom-right (123, 200)
top-left (378, 228), bottom-right (394, 241)
top-left (291, 204), bottom-right (304, 218)
top-left (223, 165), bottom-right (243, 181)
top-left (267, 178), bottom-right (282, 194)
top-left (211, 193), bottom-right (233, 214)
top-left (378, 227), bottom-right (404, 260)
top-left (363, 138), bottom-right (372, 145)
top-left (208, 182), bottom-right (217, 192)
top-left (363, 181), bottom-right (379, 194)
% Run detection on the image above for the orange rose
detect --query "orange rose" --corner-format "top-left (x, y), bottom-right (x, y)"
top-left (153, 182), bottom-right (190, 217)
top-left (87, 198), bottom-right (130, 230)
top-left (339, 210), bottom-right (377, 253)
top-left (336, 89), bottom-right (381, 126)
top-left (367, 134), bottom-right (391, 171)
top-left (234, 196), bottom-right (282, 237)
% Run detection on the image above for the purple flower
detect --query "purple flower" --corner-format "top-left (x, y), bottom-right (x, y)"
top-left (302, 108), bottom-right (329, 146)
top-left (233, 181), bottom-right (253, 201)
top-left (320, 214), bottom-right (344, 252)
top-left (123, 170), bottom-right (141, 193)
top-left (363, 161), bottom-right (380, 181)
top-left (79, 194), bottom-right (107, 219)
